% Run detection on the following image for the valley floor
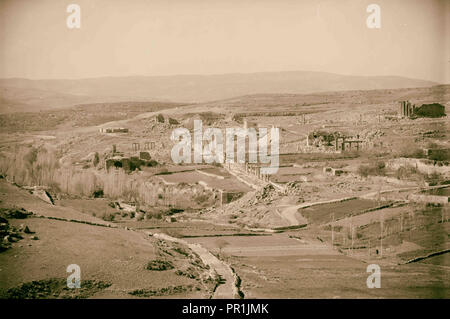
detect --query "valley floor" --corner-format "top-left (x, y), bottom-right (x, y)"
top-left (1, 180), bottom-right (448, 299)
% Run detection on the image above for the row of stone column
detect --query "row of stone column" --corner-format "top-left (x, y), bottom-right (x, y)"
top-left (399, 101), bottom-right (415, 117)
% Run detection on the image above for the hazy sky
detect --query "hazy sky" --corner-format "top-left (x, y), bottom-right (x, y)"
top-left (0, 0), bottom-right (448, 82)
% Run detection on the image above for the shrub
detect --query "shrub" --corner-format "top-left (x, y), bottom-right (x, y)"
top-left (129, 157), bottom-right (144, 171)
top-left (173, 247), bottom-right (189, 256)
top-left (101, 212), bottom-right (115, 221)
top-left (146, 160), bottom-right (158, 167)
top-left (166, 208), bottom-right (184, 215)
top-left (146, 211), bottom-right (163, 219)
top-left (357, 161), bottom-right (386, 177)
top-left (146, 260), bottom-right (174, 271)
top-left (428, 149), bottom-right (450, 161)
top-left (92, 189), bottom-right (104, 198)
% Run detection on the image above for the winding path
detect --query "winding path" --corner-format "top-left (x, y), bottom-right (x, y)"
top-left (275, 186), bottom-right (423, 227)
top-left (150, 232), bottom-right (238, 299)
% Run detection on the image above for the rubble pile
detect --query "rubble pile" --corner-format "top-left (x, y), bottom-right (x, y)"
top-left (253, 184), bottom-right (279, 203)
top-left (284, 181), bottom-right (303, 195)
top-left (143, 114), bottom-right (180, 134)
top-left (360, 129), bottom-right (385, 140)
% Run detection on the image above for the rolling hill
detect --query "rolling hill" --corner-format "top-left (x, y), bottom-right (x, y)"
top-left (0, 71), bottom-right (437, 113)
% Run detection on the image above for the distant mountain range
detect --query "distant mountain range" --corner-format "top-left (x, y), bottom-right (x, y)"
top-left (0, 71), bottom-right (437, 113)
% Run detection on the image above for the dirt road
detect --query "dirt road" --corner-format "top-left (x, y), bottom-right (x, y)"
top-left (276, 205), bottom-right (308, 225)
top-left (151, 232), bottom-right (238, 299)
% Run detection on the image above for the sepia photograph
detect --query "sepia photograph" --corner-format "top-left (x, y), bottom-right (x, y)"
top-left (0, 0), bottom-right (448, 307)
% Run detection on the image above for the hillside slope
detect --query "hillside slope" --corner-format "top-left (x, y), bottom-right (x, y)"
top-left (0, 71), bottom-right (437, 112)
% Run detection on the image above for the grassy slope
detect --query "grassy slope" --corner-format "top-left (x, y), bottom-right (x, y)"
top-left (0, 180), bottom-right (211, 298)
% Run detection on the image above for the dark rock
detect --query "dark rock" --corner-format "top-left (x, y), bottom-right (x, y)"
top-left (10, 232), bottom-right (23, 240)
top-left (0, 207), bottom-right (32, 219)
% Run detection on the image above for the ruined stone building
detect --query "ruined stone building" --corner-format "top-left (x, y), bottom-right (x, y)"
top-left (399, 101), bottom-right (416, 118)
